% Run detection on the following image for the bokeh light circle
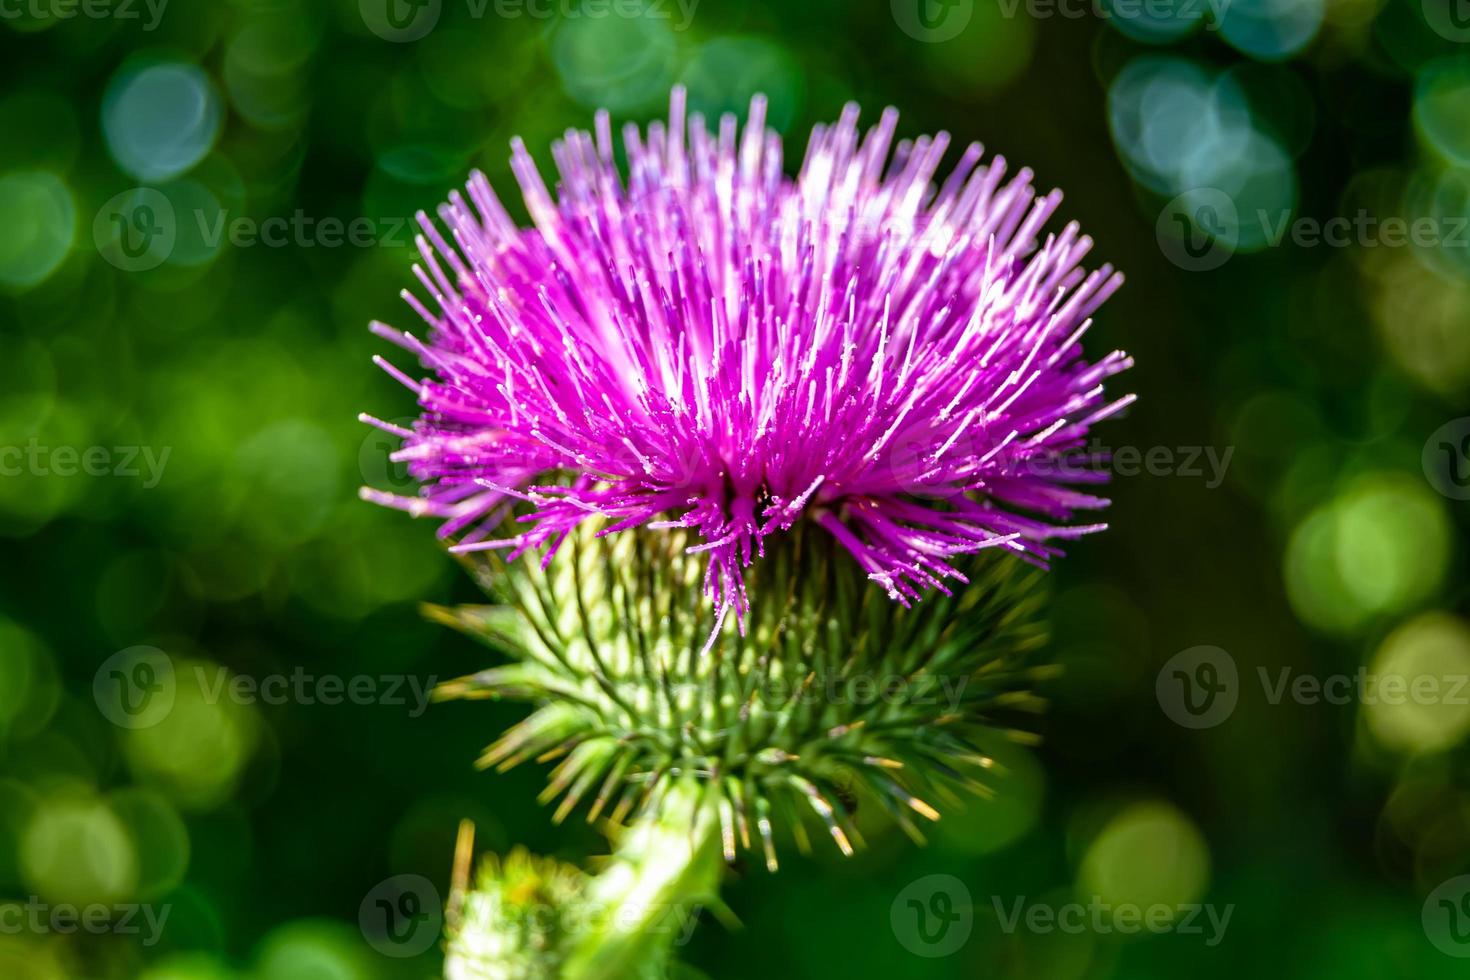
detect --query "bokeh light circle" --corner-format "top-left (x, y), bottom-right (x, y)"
top-left (1077, 800), bottom-right (1211, 923)
top-left (103, 63), bottom-right (222, 183)
top-left (550, 9), bottom-right (678, 113)
top-left (0, 171), bottom-right (75, 291)
top-left (20, 791), bottom-right (139, 906)
top-left (680, 37), bottom-right (804, 133)
top-left (1285, 475), bottom-right (1451, 634)
top-left (1217, 0), bottom-right (1325, 60)
top-left (122, 659), bottom-right (260, 810)
top-left (1415, 59), bottom-right (1470, 167)
top-left (1103, 0), bottom-right (1210, 43)
top-left (1366, 614), bottom-right (1470, 754)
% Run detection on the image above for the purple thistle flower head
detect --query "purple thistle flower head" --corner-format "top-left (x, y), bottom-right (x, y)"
top-left (363, 87), bottom-right (1133, 633)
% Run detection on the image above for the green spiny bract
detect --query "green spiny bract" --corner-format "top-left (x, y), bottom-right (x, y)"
top-left (431, 522), bottom-right (1051, 870)
top-left (444, 849), bottom-right (587, 980)
top-left (445, 782), bottom-right (722, 980)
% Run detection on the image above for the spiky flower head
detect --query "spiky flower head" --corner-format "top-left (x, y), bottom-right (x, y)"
top-left (363, 88), bottom-right (1132, 632)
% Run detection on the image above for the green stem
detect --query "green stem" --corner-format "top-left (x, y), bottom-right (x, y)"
top-left (561, 777), bottom-right (725, 980)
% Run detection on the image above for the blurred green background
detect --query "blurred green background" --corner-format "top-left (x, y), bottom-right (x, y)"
top-left (2, 0), bottom-right (1469, 976)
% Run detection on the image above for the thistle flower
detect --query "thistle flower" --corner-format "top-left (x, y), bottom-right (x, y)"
top-left (362, 88), bottom-right (1133, 633)
top-left (364, 90), bottom-right (1133, 978)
